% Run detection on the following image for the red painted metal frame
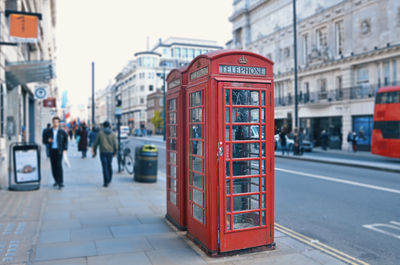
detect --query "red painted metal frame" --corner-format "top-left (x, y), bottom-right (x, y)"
top-left (184, 50), bottom-right (274, 255)
top-left (166, 67), bottom-right (188, 230)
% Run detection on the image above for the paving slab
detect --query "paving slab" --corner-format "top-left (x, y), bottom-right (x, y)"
top-left (70, 227), bottom-right (113, 241)
top-left (34, 241), bottom-right (97, 261)
top-left (39, 230), bottom-right (70, 244)
top-left (94, 237), bottom-right (153, 255)
top-left (32, 257), bottom-right (88, 265)
top-left (78, 215), bottom-right (140, 227)
top-left (87, 252), bottom-right (152, 265)
top-left (145, 247), bottom-right (207, 265)
top-left (146, 232), bottom-right (188, 250)
top-left (110, 222), bottom-right (172, 238)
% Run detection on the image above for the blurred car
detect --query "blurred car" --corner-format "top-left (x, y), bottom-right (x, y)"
top-left (133, 128), bottom-right (143, 137)
top-left (120, 126), bottom-right (129, 139)
top-left (274, 134), bottom-right (313, 152)
top-left (302, 138), bottom-right (313, 152)
top-left (274, 134), bottom-right (294, 151)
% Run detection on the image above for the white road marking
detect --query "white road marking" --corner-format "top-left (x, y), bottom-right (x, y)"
top-left (275, 167), bottom-right (400, 195)
top-left (363, 221), bottom-right (400, 239)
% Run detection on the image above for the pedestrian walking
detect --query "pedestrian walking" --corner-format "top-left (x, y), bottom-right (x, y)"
top-left (88, 126), bottom-right (99, 147)
top-left (320, 130), bottom-right (329, 151)
top-left (78, 124), bottom-right (88, 158)
top-left (352, 132), bottom-right (358, 152)
top-left (68, 129), bottom-right (73, 140)
top-left (279, 130), bottom-right (288, 155)
top-left (43, 116), bottom-right (68, 189)
top-left (92, 121), bottom-right (117, 187)
top-left (347, 131), bottom-right (353, 152)
top-left (42, 123), bottom-right (51, 158)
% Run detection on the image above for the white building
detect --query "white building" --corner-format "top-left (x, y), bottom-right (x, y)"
top-left (103, 37), bottom-right (223, 131)
top-left (228, 0), bottom-right (400, 150)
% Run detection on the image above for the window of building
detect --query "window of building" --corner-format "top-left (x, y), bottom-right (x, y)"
top-left (195, 49), bottom-right (201, 57)
top-left (318, 78), bottom-right (327, 100)
top-left (149, 85), bottom-right (154, 91)
top-left (316, 27), bottom-right (328, 50)
top-left (301, 34), bottom-right (308, 64)
top-left (356, 67), bottom-right (370, 98)
top-left (140, 85), bottom-right (145, 92)
top-left (163, 48), bottom-right (168, 56)
top-left (377, 64), bottom-right (381, 88)
top-left (304, 82), bottom-right (310, 103)
top-left (139, 73), bottom-right (145, 79)
top-left (284, 47), bottom-right (290, 58)
top-left (189, 48), bottom-right (194, 59)
top-left (160, 98), bottom-right (164, 107)
top-left (140, 97), bottom-right (145, 104)
top-left (335, 21), bottom-right (344, 56)
top-left (393, 60), bottom-right (397, 85)
top-left (182, 48), bottom-right (188, 59)
top-left (384, 62), bottom-right (390, 86)
top-left (174, 48), bottom-right (181, 58)
top-left (148, 72), bottom-right (155, 79)
top-left (336, 76), bottom-right (343, 100)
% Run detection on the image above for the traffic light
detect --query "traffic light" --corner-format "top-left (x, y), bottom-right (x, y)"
top-left (115, 95), bottom-right (122, 107)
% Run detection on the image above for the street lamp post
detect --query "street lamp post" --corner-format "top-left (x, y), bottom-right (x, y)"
top-left (91, 62), bottom-right (95, 127)
top-left (293, 0), bottom-right (299, 129)
top-left (162, 66), bottom-right (166, 141)
top-left (162, 64), bottom-right (167, 141)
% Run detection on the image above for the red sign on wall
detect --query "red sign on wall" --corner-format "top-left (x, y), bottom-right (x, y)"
top-left (43, 98), bottom-right (56, 108)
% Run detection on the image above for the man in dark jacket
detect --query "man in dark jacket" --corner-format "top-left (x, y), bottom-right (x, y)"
top-left (92, 121), bottom-right (117, 187)
top-left (44, 116), bottom-right (68, 189)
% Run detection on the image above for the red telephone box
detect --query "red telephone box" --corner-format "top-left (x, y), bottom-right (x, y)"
top-left (185, 50), bottom-right (274, 254)
top-left (166, 67), bottom-right (188, 230)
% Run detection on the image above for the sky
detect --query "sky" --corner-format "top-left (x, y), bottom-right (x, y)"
top-left (56, 0), bottom-right (232, 108)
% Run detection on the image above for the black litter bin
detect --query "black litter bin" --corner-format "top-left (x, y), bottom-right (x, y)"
top-left (134, 144), bottom-right (158, 182)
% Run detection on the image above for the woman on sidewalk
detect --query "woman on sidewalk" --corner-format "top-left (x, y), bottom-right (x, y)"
top-left (78, 124), bottom-right (88, 158)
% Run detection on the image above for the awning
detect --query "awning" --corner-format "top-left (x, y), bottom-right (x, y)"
top-left (5, 60), bottom-right (55, 88)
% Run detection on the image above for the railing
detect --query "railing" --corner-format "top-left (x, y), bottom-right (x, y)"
top-left (273, 82), bottom-right (400, 107)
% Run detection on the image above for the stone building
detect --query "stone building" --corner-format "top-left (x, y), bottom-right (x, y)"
top-left (0, 0), bottom-right (57, 187)
top-left (102, 37), bottom-right (222, 133)
top-left (228, 0), bottom-right (400, 150)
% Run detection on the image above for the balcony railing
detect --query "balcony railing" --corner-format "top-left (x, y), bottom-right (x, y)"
top-left (274, 83), bottom-right (398, 107)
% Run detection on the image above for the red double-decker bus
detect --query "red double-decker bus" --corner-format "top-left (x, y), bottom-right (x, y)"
top-left (371, 86), bottom-right (400, 158)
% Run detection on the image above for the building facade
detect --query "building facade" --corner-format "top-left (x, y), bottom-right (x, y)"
top-left (228, 0), bottom-right (400, 150)
top-left (146, 90), bottom-right (163, 134)
top-left (100, 37), bottom-right (222, 133)
top-left (0, 0), bottom-right (57, 187)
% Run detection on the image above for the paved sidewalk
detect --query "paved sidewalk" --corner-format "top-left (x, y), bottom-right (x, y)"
top-left (275, 148), bottom-right (400, 173)
top-left (0, 145), bottom-right (352, 265)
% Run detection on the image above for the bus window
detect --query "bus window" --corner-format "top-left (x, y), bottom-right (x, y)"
top-left (375, 91), bottom-right (400, 104)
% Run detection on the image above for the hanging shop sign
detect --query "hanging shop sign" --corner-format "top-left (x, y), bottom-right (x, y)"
top-left (43, 97), bottom-right (56, 108)
top-left (5, 11), bottom-right (42, 43)
top-left (34, 86), bottom-right (47, 99)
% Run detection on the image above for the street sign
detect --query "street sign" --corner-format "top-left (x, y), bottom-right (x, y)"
top-left (115, 106), bottom-right (122, 117)
top-left (43, 97), bottom-right (56, 108)
top-left (34, 86), bottom-right (47, 99)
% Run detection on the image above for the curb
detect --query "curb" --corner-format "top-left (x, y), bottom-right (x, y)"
top-left (275, 154), bottom-right (400, 173)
